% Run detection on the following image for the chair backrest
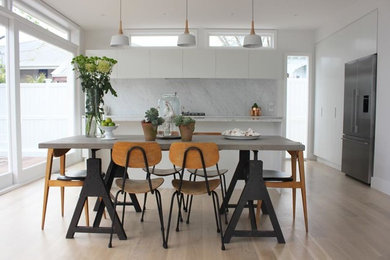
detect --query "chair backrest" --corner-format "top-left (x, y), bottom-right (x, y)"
top-left (169, 142), bottom-right (219, 169)
top-left (112, 142), bottom-right (162, 168)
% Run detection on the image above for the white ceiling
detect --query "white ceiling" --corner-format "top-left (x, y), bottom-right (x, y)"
top-left (42, 0), bottom-right (374, 31)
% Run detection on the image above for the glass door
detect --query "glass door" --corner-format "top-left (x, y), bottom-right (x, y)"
top-left (286, 55), bottom-right (309, 158)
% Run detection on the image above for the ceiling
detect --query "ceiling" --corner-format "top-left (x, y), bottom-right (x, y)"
top-left (42, 0), bottom-right (374, 31)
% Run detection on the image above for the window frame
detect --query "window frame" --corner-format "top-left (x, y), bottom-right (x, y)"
top-left (125, 29), bottom-right (198, 48)
top-left (206, 29), bottom-right (277, 49)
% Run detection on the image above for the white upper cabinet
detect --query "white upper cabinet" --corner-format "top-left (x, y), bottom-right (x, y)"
top-left (150, 50), bottom-right (182, 78)
top-left (249, 51), bottom-right (282, 79)
top-left (215, 50), bottom-right (249, 78)
top-left (116, 49), bottom-right (150, 78)
top-left (85, 49), bottom-right (119, 78)
top-left (182, 49), bottom-right (215, 78)
top-left (86, 48), bottom-right (281, 79)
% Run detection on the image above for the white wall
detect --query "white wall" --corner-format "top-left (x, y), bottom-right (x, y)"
top-left (372, 2), bottom-right (390, 195)
top-left (314, 10), bottom-right (377, 168)
top-left (315, 1), bottom-right (390, 195)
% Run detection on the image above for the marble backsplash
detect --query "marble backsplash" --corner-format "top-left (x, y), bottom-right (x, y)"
top-left (104, 79), bottom-right (281, 116)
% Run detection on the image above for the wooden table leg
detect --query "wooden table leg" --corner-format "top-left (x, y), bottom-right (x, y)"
top-left (297, 150), bottom-right (308, 232)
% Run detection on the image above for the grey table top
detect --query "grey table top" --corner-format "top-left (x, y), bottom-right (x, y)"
top-left (39, 135), bottom-right (305, 151)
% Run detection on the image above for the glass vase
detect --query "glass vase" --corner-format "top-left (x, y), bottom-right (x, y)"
top-left (85, 88), bottom-right (102, 137)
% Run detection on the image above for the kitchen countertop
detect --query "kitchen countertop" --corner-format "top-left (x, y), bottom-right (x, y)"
top-left (108, 115), bottom-right (283, 123)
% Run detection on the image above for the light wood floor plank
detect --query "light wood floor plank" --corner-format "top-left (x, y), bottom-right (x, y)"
top-left (2, 161), bottom-right (390, 259)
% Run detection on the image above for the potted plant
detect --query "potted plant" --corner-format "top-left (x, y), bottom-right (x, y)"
top-left (72, 55), bottom-right (117, 137)
top-left (174, 115), bottom-right (196, 142)
top-left (142, 108), bottom-right (164, 141)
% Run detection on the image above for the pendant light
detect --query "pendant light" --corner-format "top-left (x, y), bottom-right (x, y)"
top-left (177, 0), bottom-right (196, 47)
top-left (110, 0), bottom-right (129, 47)
top-left (243, 0), bottom-right (262, 48)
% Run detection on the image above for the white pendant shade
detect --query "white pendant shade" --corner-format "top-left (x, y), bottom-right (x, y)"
top-left (178, 32), bottom-right (196, 47)
top-left (243, 33), bottom-right (262, 48)
top-left (110, 0), bottom-right (129, 47)
top-left (243, 0), bottom-right (262, 48)
top-left (110, 34), bottom-right (129, 47)
top-left (178, 0), bottom-right (196, 47)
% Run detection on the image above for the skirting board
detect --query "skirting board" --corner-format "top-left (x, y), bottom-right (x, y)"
top-left (316, 157), bottom-right (342, 171)
top-left (371, 176), bottom-right (390, 196)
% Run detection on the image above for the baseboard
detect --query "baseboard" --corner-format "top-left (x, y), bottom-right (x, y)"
top-left (316, 157), bottom-right (341, 171)
top-left (371, 176), bottom-right (390, 196)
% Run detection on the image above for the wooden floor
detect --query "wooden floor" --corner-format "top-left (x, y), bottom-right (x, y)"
top-left (2, 161), bottom-right (390, 259)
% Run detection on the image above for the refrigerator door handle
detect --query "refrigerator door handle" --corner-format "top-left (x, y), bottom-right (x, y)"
top-left (341, 137), bottom-right (369, 145)
top-left (353, 88), bottom-right (359, 133)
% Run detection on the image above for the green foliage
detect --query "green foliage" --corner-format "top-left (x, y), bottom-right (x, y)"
top-left (144, 107), bottom-right (164, 126)
top-left (252, 103), bottom-right (259, 108)
top-left (25, 73), bottom-right (46, 83)
top-left (0, 64), bottom-right (5, 83)
top-left (173, 115), bottom-right (196, 126)
top-left (72, 55), bottom-right (118, 121)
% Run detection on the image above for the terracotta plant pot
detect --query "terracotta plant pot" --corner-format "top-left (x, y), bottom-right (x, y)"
top-left (179, 123), bottom-right (195, 142)
top-left (141, 121), bottom-right (158, 141)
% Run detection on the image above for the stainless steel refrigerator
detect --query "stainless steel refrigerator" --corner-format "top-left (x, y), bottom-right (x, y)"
top-left (342, 54), bottom-right (377, 184)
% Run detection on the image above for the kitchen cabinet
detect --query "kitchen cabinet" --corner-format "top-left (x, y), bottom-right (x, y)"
top-left (182, 49), bottom-right (215, 78)
top-left (85, 49), bottom-right (119, 78)
top-left (116, 49), bottom-right (150, 78)
top-left (249, 50), bottom-right (282, 79)
top-left (215, 50), bottom-right (249, 78)
top-left (150, 50), bottom-right (182, 78)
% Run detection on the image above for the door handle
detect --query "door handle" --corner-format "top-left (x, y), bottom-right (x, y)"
top-left (353, 89), bottom-right (359, 133)
top-left (341, 137), bottom-right (368, 145)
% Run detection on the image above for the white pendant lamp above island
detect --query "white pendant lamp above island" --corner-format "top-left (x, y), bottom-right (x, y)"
top-left (110, 0), bottom-right (129, 47)
top-left (243, 0), bottom-right (262, 48)
top-left (177, 0), bottom-right (196, 47)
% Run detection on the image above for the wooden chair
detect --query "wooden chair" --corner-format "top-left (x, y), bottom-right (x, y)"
top-left (41, 148), bottom-right (89, 230)
top-left (108, 142), bottom-right (166, 248)
top-left (185, 132), bottom-right (228, 223)
top-left (256, 151), bottom-right (308, 232)
top-left (140, 166), bottom-right (181, 221)
top-left (166, 142), bottom-right (225, 250)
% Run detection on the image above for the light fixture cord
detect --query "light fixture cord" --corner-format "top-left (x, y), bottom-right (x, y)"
top-left (119, 0), bottom-right (123, 34)
top-left (252, 0), bottom-right (254, 21)
top-left (186, 0), bottom-right (188, 20)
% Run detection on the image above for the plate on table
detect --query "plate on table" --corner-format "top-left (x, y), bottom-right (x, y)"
top-left (223, 135), bottom-right (260, 140)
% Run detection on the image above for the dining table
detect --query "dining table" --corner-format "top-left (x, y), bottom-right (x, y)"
top-left (39, 134), bottom-right (305, 244)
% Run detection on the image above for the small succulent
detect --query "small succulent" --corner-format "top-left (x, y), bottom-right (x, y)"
top-left (252, 103), bottom-right (259, 108)
top-left (173, 115), bottom-right (196, 126)
top-left (144, 107), bottom-right (164, 126)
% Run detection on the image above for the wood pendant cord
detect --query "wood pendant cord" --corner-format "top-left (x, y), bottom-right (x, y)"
top-left (41, 148), bottom-right (89, 230)
top-left (256, 150), bottom-right (308, 232)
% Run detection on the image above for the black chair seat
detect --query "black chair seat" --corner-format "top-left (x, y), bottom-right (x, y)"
top-left (57, 170), bottom-right (87, 181)
top-left (263, 170), bottom-right (293, 182)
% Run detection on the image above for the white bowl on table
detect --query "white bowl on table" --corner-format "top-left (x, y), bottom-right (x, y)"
top-left (98, 125), bottom-right (119, 140)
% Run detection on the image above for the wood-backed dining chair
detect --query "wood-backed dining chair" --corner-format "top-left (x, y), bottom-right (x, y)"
top-left (185, 132), bottom-right (228, 223)
top-left (108, 142), bottom-right (166, 248)
top-left (256, 151), bottom-right (308, 232)
top-left (140, 166), bottom-right (181, 222)
top-left (166, 142), bottom-right (225, 250)
top-left (41, 148), bottom-right (89, 230)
